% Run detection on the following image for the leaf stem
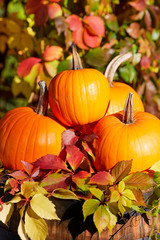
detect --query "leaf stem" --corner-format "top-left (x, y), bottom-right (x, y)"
top-left (122, 92), bottom-right (134, 124)
top-left (35, 80), bottom-right (48, 116)
top-left (72, 42), bottom-right (83, 70)
top-left (104, 52), bottom-right (133, 87)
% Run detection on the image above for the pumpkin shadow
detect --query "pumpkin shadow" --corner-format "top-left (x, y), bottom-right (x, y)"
top-left (53, 198), bottom-right (97, 239)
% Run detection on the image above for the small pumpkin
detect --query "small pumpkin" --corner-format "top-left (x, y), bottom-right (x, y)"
top-left (0, 81), bottom-right (66, 170)
top-left (104, 53), bottom-right (144, 115)
top-left (48, 43), bottom-right (110, 126)
top-left (93, 92), bottom-right (160, 173)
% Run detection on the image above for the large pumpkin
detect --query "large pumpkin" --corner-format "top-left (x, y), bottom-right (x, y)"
top-left (0, 81), bottom-right (66, 170)
top-left (48, 43), bottom-right (110, 126)
top-left (104, 53), bottom-right (144, 115)
top-left (93, 93), bottom-right (160, 173)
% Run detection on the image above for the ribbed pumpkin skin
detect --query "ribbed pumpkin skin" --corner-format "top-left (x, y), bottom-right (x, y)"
top-left (0, 107), bottom-right (66, 170)
top-left (106, 82), bottom-right (144, 115)
top-left (93, 111), bottom-right (160, 173)
top-left (48, 69), bottom-right (110, 126)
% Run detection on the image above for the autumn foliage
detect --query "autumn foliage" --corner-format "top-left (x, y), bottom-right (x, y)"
top-left (1, 0), bottom-right (160, 118)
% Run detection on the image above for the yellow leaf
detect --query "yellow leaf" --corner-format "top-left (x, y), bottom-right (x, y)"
top-left (10, 195), bottom-right (22, 203)
top-left (0, 35), bottom-right (8, 53)
top-left (19, 32), bottom-right (34, 52)
top-left (25, 206), bottom-right (48, 240)
top-left (18, 218), bottom-right (28, 240)
top-left (30, 193), bottom-right (60, 220)
top-left (6, 19), bottom-right (21, 33)
top-left (21, 182), bottom-right (48, 199)
top-left (8, 33), bottom-right (20, 49)
top-left (150, 160), bottom-right (160, 172)
top-left (0, 203), bottom-right (14, 225)
top-left (12, 76), bottom-right (33, 99)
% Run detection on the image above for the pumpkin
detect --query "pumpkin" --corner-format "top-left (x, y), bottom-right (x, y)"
top-left (0, 81), bottom-right (66, 170)
top-left (48, 43), bottom-right (110, 126)
top-left (93, 92), bottom-right (160, 173)
top-left (104, 53), bottom-right (144, 115)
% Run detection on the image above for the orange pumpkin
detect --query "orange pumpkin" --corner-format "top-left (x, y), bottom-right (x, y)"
top-left (48, 43), bottom-right (110, 126)
top-left (104, 53), bottom-right (144, 115)
top-left (93, 93), bottom-right (160, 173)
top-left (0, 81), bottom-right (66, 170)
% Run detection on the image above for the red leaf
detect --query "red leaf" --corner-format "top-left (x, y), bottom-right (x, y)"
top-left (26, 0), bottom-right (43, 14)
top-left (49, 0), bottom-right (60, 2)
top-left (34, 3), bottom-right (48, 25)
top-left (89, 172), bottom-right (114, 185)
top-left (126, 22), bottom-right (140, 39)
top-left (73, 170), bottom-right (91, 180)
top-left (61, 129), bottom-right (79, 149)
top-left (17, 57), bottom-right (41, 78)
top-left (41, 173), bottom-right (70, 192)
top-left (84, 28), bottom-right (101, 48)
top-left (31, 167), bottom-right (40, 178)
top-left (42, 45), bottom-right (63, 61)
top-left (66, 145), bottom-right (84, 171)
top-left (48, 3), bottom-right (62, 19)
top-left (72, 27), bottom-right (88, 50)
top-left (82, 142), bottom-right (95, 161)
top-left (21, 161), bottom-right (33, 175)
top-left (83, 16), bottom-right (105, 37)
top-left (140, 56), bottom-right (151, 69)
top-left (65, 14), bottom-right (82, 31)
top-left (33, 154), bottom-right (69, 171)
top-left (9, 171), bottom-right (28, 181)
top-left (144, 10), bottom-right (152, 30)
top-left (149, 5), bottom-right (160, 27)
top-left (129, 0), bottom-right (146, 11)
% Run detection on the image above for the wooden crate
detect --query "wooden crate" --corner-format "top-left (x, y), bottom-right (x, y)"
top-left (8, 198), bottom-right (160, 240)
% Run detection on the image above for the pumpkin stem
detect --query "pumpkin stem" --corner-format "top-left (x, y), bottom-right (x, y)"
top-left (72, 42), bottom-right (83, 70)
top-left (104, 52), bottom-right (133, 87)
top-left (35, 80), bottom-right (48, 116)
top-left (122, 92), bottom-right (134, 124)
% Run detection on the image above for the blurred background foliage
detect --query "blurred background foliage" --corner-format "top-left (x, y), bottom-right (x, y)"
top-left (1, 0), bottom-right (160, 118)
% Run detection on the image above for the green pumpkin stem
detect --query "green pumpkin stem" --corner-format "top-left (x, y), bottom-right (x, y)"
top-left (104, 52), bottom-right (133, 87)
top-left (35, 80), bottom-right (48, 116)
top-left (122, 92), bottom-right (134, 124)
top-left (72, 42), bottom-right (83, 70)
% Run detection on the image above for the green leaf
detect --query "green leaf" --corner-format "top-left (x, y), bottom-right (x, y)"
top-left (123, 172), bottom-right (155, 190)
top-left (57, 59), bottom-right (71, 72)
top-left (153, 172), bottom-right (160, 184)
top-left (122, 189), bottom-right (136, 201)
top-left (118, 198), bottom-right (126, 215)
top-left (111, 160), bottom-right (132, 183)
top-left (118, 181), bottom-right (125, 193)
top-left (93, 204), bottom-right (117, 235)
top-left (150, 160), bottom-right (160, 172)
top-left (121, 196), bottom-right (132, 209)
top-left (44, 60), bottom-right (59, 77)
top-left (52, 188), bottom-right (79, 200)
top-left (30, 193), bottom-right (60, 220)
top-left (89, 187), bottom-right (104, 201)
top-left (103, 205), bottom-right (117, 232)
top-left (7, 1), bottom-right (26, 20)
top-left (119, 64), bottom-right (137, 83)
top-left (110, 190), bottom-right (120, 203)
top-left (25, 206), bottom-right (48, 240)
top-left (85, 48), bottom-right (112, 68)
top-left (82, 199), bottom-right (100, 221)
